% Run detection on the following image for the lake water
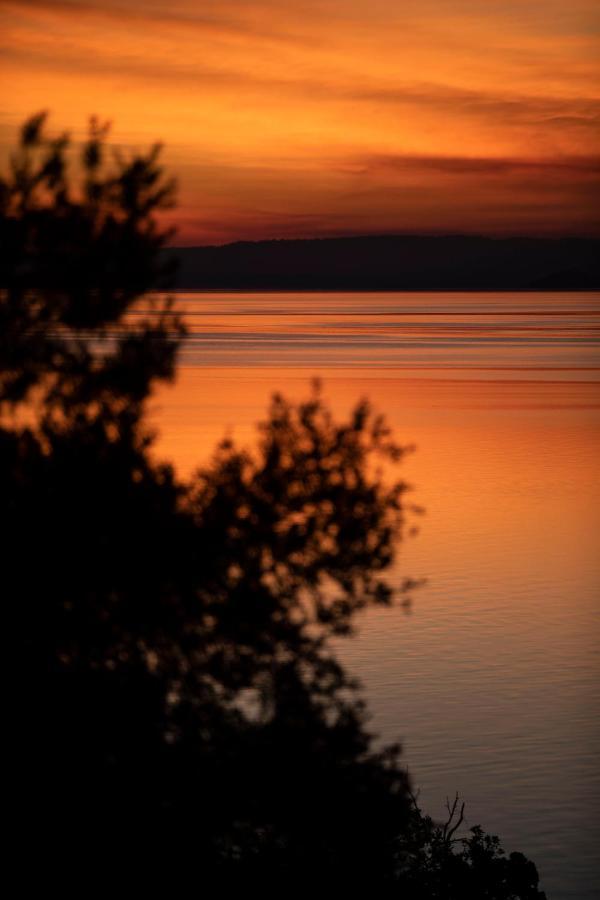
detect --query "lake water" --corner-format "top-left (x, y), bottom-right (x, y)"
top-left (150, 292), bottom-right (600, 899)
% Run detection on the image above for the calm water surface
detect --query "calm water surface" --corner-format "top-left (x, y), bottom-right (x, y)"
top-left (150, 292), bottom-right (600, 899)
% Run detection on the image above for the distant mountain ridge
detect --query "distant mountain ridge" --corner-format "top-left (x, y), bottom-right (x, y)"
top-left (166, 235), bottom-right (600, 290)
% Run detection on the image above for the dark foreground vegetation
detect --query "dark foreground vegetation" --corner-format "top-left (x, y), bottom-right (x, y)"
top-left (1, 115), bottom-right (547, 896)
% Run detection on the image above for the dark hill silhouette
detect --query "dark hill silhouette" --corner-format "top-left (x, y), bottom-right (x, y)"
top-left (168, 234), bottom-right (600, 290)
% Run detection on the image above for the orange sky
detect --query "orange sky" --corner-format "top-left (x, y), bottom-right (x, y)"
top-left (1, 0), bottom-right (599, 243)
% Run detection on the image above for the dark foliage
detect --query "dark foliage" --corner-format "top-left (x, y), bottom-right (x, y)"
top-left (1, 114), bottom-right (546, 897)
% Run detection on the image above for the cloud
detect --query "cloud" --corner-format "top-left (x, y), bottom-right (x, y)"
top-left (0, 0), bottom-right (316, 46)
top-left (349, 83), bottom-right (600, 124)
top-left (362, 153), bottom-right (600, 176)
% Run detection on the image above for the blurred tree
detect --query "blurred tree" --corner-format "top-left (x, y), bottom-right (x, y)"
top-left (1, 114), bottom-right (545, 897)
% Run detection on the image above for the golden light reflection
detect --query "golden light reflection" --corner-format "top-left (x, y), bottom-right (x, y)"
top-left (150, 367), bottom-right (600, 645)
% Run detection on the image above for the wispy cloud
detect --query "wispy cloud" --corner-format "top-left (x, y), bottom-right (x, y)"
top-left (362, 153), bottom-right (600, 176)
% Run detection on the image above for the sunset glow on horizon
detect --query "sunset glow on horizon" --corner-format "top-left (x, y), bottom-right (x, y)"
top-left (2, 0), bottom-right (599, 243)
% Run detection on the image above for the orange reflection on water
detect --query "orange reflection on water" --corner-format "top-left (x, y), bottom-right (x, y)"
top-left (151, 366), bottom-right (600, 609)
top-left (150, 366), bottom-right (600, 608)
top-left (150, 365), bottom-right (600, 665)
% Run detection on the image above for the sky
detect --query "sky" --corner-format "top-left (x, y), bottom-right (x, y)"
top-left (1, 0), bottom-right (599, 244)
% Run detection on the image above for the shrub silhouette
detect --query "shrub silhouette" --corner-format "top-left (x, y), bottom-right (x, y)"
top-left (1, 114), bottom-right (546, 897)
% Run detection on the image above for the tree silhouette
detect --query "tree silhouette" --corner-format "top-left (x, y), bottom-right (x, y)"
top-left (1, 114), bottom-right (545, 897)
